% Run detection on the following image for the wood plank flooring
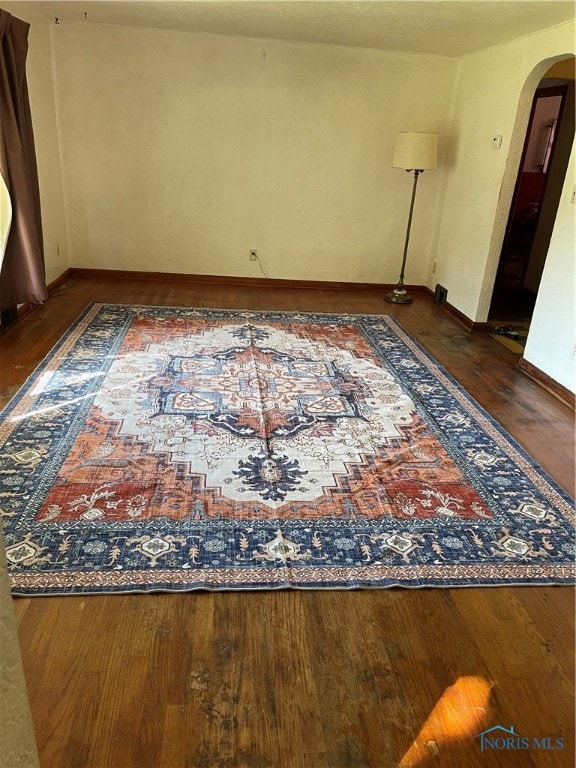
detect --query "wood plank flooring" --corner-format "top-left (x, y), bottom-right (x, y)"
top-left (2, 275), bottom-right (574, 768)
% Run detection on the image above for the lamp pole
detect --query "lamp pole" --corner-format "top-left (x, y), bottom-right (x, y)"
top-left (385, 168), bottom-right (422, 304)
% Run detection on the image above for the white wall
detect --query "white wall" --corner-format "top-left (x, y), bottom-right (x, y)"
top-left (433, 21), bottom-right (575, 321)
top-left (1, 2), bottom-right (69, 285)
top-left (523, 139), bottom-right (575, 392)
top-left (51, 23), bottom-right (456, 284)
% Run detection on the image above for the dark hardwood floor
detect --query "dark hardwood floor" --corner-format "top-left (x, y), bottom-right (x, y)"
top-left (2, 275), bottom-right (574, 768)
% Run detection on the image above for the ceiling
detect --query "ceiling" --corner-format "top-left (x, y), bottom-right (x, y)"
top-left (28, 1), bottom-right (576, 58)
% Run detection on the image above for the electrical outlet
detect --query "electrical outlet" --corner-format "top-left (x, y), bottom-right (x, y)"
top-left (432, 261), bottom-right (437, 274)
top-left (249, 250), bottom-right (258, 261)
top-left (571, 185), bottom-right (576, 205)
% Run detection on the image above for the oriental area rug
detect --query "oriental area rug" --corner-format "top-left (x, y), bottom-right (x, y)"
top-left (1, 304), bottom-right (574, 595)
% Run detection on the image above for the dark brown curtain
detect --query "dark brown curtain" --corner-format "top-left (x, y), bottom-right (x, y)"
top-left (0, 9), bottom-right (47, 310)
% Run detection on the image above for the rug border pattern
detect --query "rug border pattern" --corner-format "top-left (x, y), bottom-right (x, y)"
top-left (1, 302), bottom-right (574, 595)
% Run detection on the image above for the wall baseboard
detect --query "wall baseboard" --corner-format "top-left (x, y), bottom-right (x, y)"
top-left (67, 267), bottom-right (427, 295)
top-left (517, 357), bottom-right (575, 410)
top-left (9, 267), bottom-right (574, 410)
top-left (421, 286), bottom-right (491, 331)
top-left (46, 268), bottom-right (72, 295)
top-left (444, 303), bottom-right (492, 333)
top-left (15, 269), bottom-right (72, 320)
top-left (0, 270), bottom-right (73, 334)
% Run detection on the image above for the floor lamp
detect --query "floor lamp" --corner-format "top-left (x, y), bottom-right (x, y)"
top-left (385, 132), bottom-right (438, 304)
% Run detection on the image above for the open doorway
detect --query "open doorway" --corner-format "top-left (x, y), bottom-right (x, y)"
top-left (488, 57), bottom-right (575, 353)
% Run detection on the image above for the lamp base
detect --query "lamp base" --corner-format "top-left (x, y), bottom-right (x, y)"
top-left (384, 287), bottom-right (413, 304)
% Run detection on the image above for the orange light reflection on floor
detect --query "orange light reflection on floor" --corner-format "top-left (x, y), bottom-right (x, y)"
top-left (399, 676), bottom-right (492, 767)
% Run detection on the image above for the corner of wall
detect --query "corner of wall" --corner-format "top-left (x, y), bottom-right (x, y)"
top-left (426, 56), bottom-right (463, 290)
top-left (48, 18), bottom-right (72, 273)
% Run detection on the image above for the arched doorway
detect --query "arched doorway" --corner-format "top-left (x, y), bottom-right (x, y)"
top-left (484, 55), bottom-right (575, 352)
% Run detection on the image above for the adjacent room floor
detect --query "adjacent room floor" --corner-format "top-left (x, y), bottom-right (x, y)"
top-left (488, 284), bottom-right (537, 354)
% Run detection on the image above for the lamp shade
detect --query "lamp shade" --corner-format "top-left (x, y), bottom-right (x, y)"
top-left (392, 132), bottom-right (438, 170)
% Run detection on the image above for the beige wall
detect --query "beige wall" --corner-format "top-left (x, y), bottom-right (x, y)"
top-left (432, 20), bottom-right (575, 322)
top-left (7, 10), bottom-right (575, 389)
top-left (2, 1), bottom-right (69, 285)
top-left (432, 21), bottom-right (575, 393)
top-left (51, 23), bottom-right (457, 284)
